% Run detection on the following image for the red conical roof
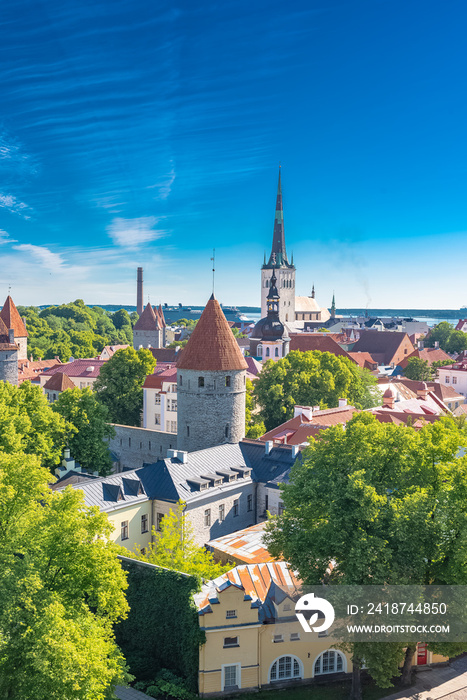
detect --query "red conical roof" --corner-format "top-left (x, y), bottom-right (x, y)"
top-left (177, 295), bottom-right (248, 371)
top-left (157, 304), bottom-right (166, 328)
top-left (134, 302), bottom-right (158, 331)
top-left (0, 296), bottom-right (28, 337)
top-left (0, 316), bottom-right (10, 343)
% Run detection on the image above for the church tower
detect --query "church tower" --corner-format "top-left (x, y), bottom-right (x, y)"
top-left (261, 168), bottom-right (296, 324)
top-left (132, 302), bottom-right (163, 349)
top-left (176, 294), bottom-right (248, 453)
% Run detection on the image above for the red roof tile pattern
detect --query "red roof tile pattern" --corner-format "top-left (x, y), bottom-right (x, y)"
top-left (133, 303), bottom-right (158, 331)
top-left (348, 351), bottom-right (379, 369)
top-left (18, 359), bottom-right (61, 384)
top-left (455, 320), bottom-right (467, 331)
top-left (40, 359), bottom-right (105, 380)
top-left (157, 304), bottom-right (166, 328)
top-left (351, 330), bottom-right (415, 366)
top-left (176, 295), bottom-right (248, 371)
top-left (260, 405), bottom-right (358, 445)
top-left (148, 348), bottom-right (180, 363)
top-left (0, 316), bottom-right (10, 343)
top-left (43, 372), bottom-right (76, 391)
top-left (0, 296), bottom-right (28, 337)
top-left (399, 347), bottom-right (452, 369)
top-left (143, 366), bottom-right (177, 389)
top-left (289, 334), bottom-right (356, 362)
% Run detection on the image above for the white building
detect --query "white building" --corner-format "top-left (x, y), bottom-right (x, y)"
top-left (142, 366), bottom-right (178, 434)
top-left (437, 361), bottom-right (467, 400)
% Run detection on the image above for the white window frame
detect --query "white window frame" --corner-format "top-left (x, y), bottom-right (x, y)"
top-left (269, 655), bottom-right (303, 683)
top-left (312, 649), bottom-right (346, 676)
top-left (221, 663), bottom-right (241, 691)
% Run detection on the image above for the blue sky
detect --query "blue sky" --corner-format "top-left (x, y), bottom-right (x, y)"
top-left (1, 0), bottom-right (467, 309)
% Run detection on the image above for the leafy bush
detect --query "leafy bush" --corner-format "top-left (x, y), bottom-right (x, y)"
top-left (134, 669), bottom-right (196, 700)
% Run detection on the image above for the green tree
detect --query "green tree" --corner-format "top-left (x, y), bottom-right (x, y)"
top-left (447, 329), bottom-right (467, 354)
top-left (245, 379), bottom-right (266, 438)
top-left (0, 451), bottom-right (130, 699)
top-left (0, 381), bottom-right (68, 469)
top-left (431, 359), bottom-right (452, 378)
top-left (254, 350), bottom-right (378, 431)
top-left (264, 414), bottom-right (467, 693)
top-left (139, 502), bottom-right (230, 581)
top-left (404, 356), bottom-right (431, 381)
top-left (52, 388), bottom-right (115, 475)
top-left (94, 347), bottom-right (156, 426)
top-left (111, 309), bottom-right (132, 330)
top-left (425, 321), bottom-right (454, 350)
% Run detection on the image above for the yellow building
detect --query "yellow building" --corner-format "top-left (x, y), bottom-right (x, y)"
top-left (195, 562), bottom-right (446, 695)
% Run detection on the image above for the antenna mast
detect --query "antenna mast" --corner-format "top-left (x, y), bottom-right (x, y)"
top-left (211, 248), bottom-right (215, 294)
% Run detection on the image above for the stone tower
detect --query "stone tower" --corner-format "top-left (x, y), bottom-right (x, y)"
top-left (133, 302), bottom-right (163, 349)
top-left (176, 294), bottom-right (248, 452)
top-left (0, 317), bottom-right (19, 386)
top-left (0, 295), bottom-right (28, 360)
top-left (261, 168), bottom-right (296, 324)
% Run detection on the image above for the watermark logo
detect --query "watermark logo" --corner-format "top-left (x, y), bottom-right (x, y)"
top-left (295, 592), bottom-right (335, 633)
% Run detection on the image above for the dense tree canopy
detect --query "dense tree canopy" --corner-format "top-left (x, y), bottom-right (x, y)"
top-left (254, 350), bottom-right (380, 430)
top-left (0, 451), bottom-right (130, 699)
top-left (0, 381), bottom-right (68, 469)
top-left (17, 300), bottom-right (133, 362)
top-left (265, 414), bottom-right (467, 692)
top-left (52, 388), bottom-right (115, 475)
top-left (425, 321), bottom-right (467, 354)
top-left (94, 347), bottom-right (156, 426)
top-left (404, 356), bottom-right (432, 380)
top-left (245, 379), bottom-right (266, 438)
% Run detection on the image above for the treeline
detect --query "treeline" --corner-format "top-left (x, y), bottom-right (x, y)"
top-left (17, 300), bottom-right (138, 361)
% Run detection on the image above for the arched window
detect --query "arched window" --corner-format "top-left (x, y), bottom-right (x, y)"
top-left (275, 347), bottom-right (279, 357)
top-left (313, 650), bottom-right (345, 676)
top-left (265, 347), bottom-right (270, 357)
top-left (269, 655), bottom-right (302, 682)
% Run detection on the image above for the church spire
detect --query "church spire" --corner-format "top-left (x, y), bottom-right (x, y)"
top-left (266, 166), bottom-right (291, 268)
top-left (331, 292), bottom-right (336, 318)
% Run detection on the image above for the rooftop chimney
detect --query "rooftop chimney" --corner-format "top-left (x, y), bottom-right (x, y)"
top-left (137, 267), bottom-right (143, 316)
top-left (435, 341), bottom-right (440, 349)
top-left (338, 398), bottom-right (348, 408)
top-left (382, 388), bottom-right (395, 410)
top-left (265, 440), bottom-right (273, 455)
top-left (293, 405), bottom-right (313, 420)
top-left (417, 383), bottom-right (428, 400)
top-left (291, 444), bottom-right (300, 458)
top-left (418, 340), bottom-right (424, 350)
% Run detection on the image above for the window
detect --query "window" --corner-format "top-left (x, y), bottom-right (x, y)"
top-left (223, 664), bottom-right (239, 690)
top-left (453, 376), bottom-right (457, 384)
top-left (198, 377), bottom-right (204, 387)
top-left (171, 399), bottom-right (177, 411)
top-left (265, 495), bottom-right (269, 512)
top-left (275, 347), bottom-right (279, 357)
top-left (445, 376), bottom-right (450, 383)
top-left (225, 424), bottom-right (229, 438)
top-left (247, 494), bottom-right (253, 512)
top-left (155, 414), bottom-right (161, 425)
top-left (266, 347), bottom-right (270, 357)
top-left (171, 420), bottom-right (177, 433)
top-left (141, 514), bottom-right (148, 533)
top-left (223, 636), bottom-right (238, 647)
top-left (155, 394), bottom-right (161, 404)
top-left (156, 513), bottom-right (164, 531)
top-left (187, 425), bottom-right (190, 437)
top-left (278, 502), bottom-right (285, 516)
top-left (226, 609), bottom-right (236, 619)
top-left (121, 521), bottom-right (128, 540)
top-left (233, 499), bottom-right (239, 516)
top-left (273, 634), bottom-right (283, 643)
top-left (170, 384), bottom-right (177, 393)
top-left (283, 603), bottom-right (291, 611)
top-left (179, 374), bottom-right (182, 385)
top-left (219, 504), bottom-right (225, 521)
top-left (314, 650), bottom-right (344, 676)
top-left (204, 509), bottom-right (211, 527)
top-left (225, 376), bottom-right (231, 387)
top-left (290, 633), bottom-right (300, 641)
top-left (270, 656), bottom-right (301, 682)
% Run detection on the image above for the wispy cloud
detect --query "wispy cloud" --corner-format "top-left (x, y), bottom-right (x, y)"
top-left (0, 194), bottom-right (33, 219)
top-left (13, 244), bottom-right (66, 272)
top-left (107, 216), bottom-right (167, 247)
top-left (0, 229), bottom-right (17, 245)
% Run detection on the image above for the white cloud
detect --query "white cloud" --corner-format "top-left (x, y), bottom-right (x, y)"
top-left (0, 193), bottom-right (33, 219)
top-left (107, 216), bottom-right (166, 247)
top-left (13, 244), bottom-right (67, 273)
top-left (0, 229), bottom-right (17, 245)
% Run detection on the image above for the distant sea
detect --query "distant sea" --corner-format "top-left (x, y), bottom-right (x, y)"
top-left (242, 309), bottom-right (464, 326)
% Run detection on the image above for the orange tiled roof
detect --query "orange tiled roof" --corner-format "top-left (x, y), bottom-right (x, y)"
top-left (176, 295), bottom-right (248, 371)
top-left (0, 296), bottom-right (28, 337)
top-left (399, 347), bottom-right (452, 369)
top-left (207, 523), bottom-right (275, 565)
top-left (143, 366), bottom-right (177, 389)
top-left (43, 372), bottom-right (76, 391)
top-left (289, 333), bottom-right (355, 361)
top-left (0, 316), bottom-right (10, 343)
top-left (260, 405), bottom-right (358, 445)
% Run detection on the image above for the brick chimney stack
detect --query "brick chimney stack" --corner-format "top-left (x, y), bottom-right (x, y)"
top-left (137, 267), bottom-right (143, 316)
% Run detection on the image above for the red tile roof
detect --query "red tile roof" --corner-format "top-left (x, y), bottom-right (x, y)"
top-left (133, 303), bottom-right (158, 331)
top-left (0, 296), bottom-right (28, 337)
top-left (43, 372), bottom-right (76, 391)
top-left (157, 304), bottom-right (166, 328)
top-left (289, 334), bottom-right (356, 362)
top-left (399, 347), bottom-right (452, 369)
top-left (260, 405), bottom-right (358, 445)
top-left (0, 316), bottom-right (10, 344)
top-left (148, 348), bottom-right (180, 363)
top-left (143, 366), bottom-right (177, 389)
top-left (176, 295), bottom-right (248, 371)
top-left (40, 359), bottom-right (105, 380)
top-left (347, 351), bottom-right (378, 369)
top-left (351, 330), bottom-right (415, 366)
top-left (455, 320), bottom-right (467, 331)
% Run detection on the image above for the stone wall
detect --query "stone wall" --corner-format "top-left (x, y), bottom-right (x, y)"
top-left (257, 483), bottom-right (283, 520)
top-left (177, 369), bottom-right (246, 452)
top-left (109, 424), bottom-right (176, 471)
top-left (0, 347), bottom-right (19, 386)
top-left (133, 329), bottom-right (162, 350)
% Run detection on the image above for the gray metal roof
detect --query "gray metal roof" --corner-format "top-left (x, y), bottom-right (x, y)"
top-left (115, 685), bottom-right (154, 700)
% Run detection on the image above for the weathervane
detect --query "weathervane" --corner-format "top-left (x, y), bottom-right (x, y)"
top-left (211, 248), bottom-right (215, 294)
